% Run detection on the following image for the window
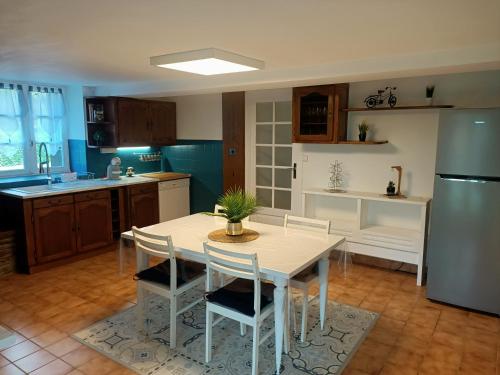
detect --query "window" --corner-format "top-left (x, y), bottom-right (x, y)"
top-left (0, 83), bottom-right (69, 176)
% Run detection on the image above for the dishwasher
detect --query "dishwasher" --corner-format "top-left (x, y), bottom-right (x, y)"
top-left (158, 178), bottom-right (190, 222)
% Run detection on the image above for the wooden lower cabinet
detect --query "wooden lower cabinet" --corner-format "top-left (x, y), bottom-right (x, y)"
top-left (8, 182), bottom-right (158, 273)
top-left (75, 196), bottom-right (113, 253)
top-left (128, 183), bottom-right (159, 229)
top-left (33, 203), bottom-right (77, 263)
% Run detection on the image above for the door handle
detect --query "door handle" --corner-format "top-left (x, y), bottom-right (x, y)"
top-left (284, 163), bottom-right (297, 179)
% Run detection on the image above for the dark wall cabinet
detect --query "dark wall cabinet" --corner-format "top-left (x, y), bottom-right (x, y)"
top-left (86, 97), bottom-right (176, 148)
top-left (292, 83), bottom-right (349, 143)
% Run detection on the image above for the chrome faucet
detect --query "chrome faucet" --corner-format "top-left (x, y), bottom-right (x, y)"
top-left (38, 142), bottom-right (52, 187)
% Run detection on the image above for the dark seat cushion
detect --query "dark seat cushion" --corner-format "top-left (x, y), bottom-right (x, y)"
top-left (134, 259), bottom-right (205, 287)
top-left (206, 278), bottom-right (275, 316)
top-left (293, 263), bottom-right (319, 283)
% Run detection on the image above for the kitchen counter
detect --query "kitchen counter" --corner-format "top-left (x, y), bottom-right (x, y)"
top-left (0, 175), bottom-right (157, 199)
top-left (140, 172), bottom-right (191, 181)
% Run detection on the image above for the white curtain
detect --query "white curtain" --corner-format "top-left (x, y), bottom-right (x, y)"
top-left (0, 84), bottom-right (25, 170)
top-left (28, 86), bottom-right (66, 166)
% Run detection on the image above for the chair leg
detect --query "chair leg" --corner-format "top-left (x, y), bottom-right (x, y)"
top-left (170, 296), bottom-right (177, 349)
top-left (289, 288), bottom-right (297, 335)
top-left (136, 285), bottom-right (145, 332)
top-left (251, 325), bottom-right (260, 375)
top-left (300, 288), bottom-right (308, 343)
top-left (205, 309), bottom-right (213, 362)
top-left (240, 323), bottom-right (247, 336)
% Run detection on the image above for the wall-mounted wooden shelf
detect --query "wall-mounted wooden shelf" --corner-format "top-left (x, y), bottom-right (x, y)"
top-left (342, 105), bottom-right (454, 112)
top-left (338, 140), bottom-right (388, 145)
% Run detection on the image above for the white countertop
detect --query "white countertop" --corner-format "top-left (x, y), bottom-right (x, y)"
top-left (303, 187), bottom-right (431, 205)
top-left (0, 175), bottom-right (158, 199)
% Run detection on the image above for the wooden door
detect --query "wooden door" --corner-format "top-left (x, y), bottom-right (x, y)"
top-left (75, 196), bottom-right (113, 253)
top-left (222, 92), bottom-right (245, 192)
top-left (129, 183), bottom-right (159, 228)
top-left (33, 204), bottom-right (77, 263)
top-left (149, 101), bottom-right (176, 145)
top-left (117, 99), bottom-right (149, 146)
top-left (292, 85), bottom-right (334, 143)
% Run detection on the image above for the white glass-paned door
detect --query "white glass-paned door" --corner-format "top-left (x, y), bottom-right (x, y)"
top-left (255, 101), bottom-right (292, 212)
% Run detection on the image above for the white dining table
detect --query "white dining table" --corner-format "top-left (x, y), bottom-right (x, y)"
top-left (120, 213), bottom-right (345, 373)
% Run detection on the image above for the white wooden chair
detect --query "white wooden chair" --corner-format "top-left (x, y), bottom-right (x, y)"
top-left (284, 214), bottom-right (330, 342)
top-left (132, 226), bottom-right (205, 348)
top-left (203, 242), bottom-right (275, 375)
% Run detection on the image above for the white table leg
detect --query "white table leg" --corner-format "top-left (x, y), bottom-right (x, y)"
top-left (273, 277), bottom-right (287, 374)
top-left (318, 255), bottom-right (330, 330)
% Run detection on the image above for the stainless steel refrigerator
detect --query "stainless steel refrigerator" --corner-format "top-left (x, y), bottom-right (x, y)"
top-left (427, 108), bottom-right (500, 315)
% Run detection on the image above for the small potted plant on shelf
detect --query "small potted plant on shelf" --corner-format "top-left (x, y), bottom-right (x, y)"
top-left (206, 188), bottom-right (257, 236)
top-left (386, 181), bottom-right (396, 195)
top-left (358, 121), bottom-right (369, 142)
top-left (425, 85), bottom-right (435, 106)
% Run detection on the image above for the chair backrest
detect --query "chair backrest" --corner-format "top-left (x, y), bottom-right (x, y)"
top-left (203, 242), bottom-right (261, 315)
top-left (214, 204), bottom-right (225, 214)
top-left (132, 226), bottom-right (178, 288)
top-left (283, 214), bottom-right (330, 234)
top-left (213, 204), bottom-right (250, 222)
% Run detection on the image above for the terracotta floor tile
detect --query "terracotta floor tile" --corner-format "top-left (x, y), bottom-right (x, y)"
top-left (30, 359), bottom-right (73, 375)
top-left (467, 312), bottom-right (499, 333)
top-left (0, 333), bottom-right (26, 351)
top-left (385, 346), bottom-right (423, 370)
top-left (1, 340), bottom-right (40, 362)
top-left (66, 370), bottom-right (84, 375)
top-left (0, 355), bottom-right (9, 367)
top-left (60, 347), bottom-right (101, 368)
top-left (77, 355), bottom-right (122, 374)
top-left (16, 322), bottom-right (51, 340)
top-left (0, 364), bottom-right (24, 375)
top-left (14, 350), bottom-right (56, 373)
top-left (31, 329), bottom-right (67, 348)
top-left (379, 363), bottom-right (418, 375)
top-left (431, 330), bottom-right (464, 352)
top-left (401, 322), bottom-right (434, 342)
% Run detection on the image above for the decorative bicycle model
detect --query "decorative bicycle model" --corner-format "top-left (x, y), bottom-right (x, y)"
top-left (364, 86), bottom-right (397, 108)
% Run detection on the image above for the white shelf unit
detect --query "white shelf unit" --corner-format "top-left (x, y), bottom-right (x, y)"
top-left (302, 188), bottom-right (431, 285)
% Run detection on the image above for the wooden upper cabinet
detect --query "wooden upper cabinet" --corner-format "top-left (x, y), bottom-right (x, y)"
top-left (33, 201), bottom-right (77, 263)
top-left (74, 191), bottom-right (113, 253)
top-left (149, 101), bottom-right (176, 146)
top-left (292, 83), bottom-right (349, 143)
top-left (114, 98), bottom-right (176, 147)
top-left (117, 99), bottom-right (150, 146)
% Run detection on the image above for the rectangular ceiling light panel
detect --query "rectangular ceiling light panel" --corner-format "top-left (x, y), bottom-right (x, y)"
top-left (150, 48), bottom-right (264, 75)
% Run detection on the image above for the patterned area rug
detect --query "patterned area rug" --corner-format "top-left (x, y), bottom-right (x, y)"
top-left (73, 289), bottom-right (378, 375)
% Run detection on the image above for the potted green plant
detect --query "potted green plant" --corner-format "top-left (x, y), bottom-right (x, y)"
top-left (358, 121), bottom-right (369, 142)
top-left (206, 188), bottom-right (257, 236)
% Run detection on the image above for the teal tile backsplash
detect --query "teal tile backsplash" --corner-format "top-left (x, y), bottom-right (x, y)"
top-left (162, 140), bottom-right (223, 214)
top-left (67, 139), bottom-right (223, 214)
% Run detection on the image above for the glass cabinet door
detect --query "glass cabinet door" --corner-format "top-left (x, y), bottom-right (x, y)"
top-left (293, 85), bottom-right (334, 142)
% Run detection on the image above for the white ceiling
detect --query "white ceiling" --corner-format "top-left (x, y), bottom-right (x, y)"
top-left (1, 0), bottom-right (499, 95)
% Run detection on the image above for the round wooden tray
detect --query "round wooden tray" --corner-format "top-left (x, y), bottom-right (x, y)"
top-left (208, 228), bottom-right (259, 243)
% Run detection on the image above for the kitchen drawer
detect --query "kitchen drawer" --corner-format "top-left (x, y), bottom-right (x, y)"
top-left (75, 189), bottom-right (110, 202)
top-left (33, 195), bottom-right (74, 209)
top-left (129, 182), bottom-right (158, 196)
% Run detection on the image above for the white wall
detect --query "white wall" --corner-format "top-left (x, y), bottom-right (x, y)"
top-left (165, 94), bottom-right (222, 140)
top-left (245, 70), bottom-right (500, 204)
top-left (65, 85), bottom-right (86, 140)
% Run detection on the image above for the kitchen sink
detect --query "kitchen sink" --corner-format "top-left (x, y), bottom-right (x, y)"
top-left (11, 185), bottom-right (57, 193)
